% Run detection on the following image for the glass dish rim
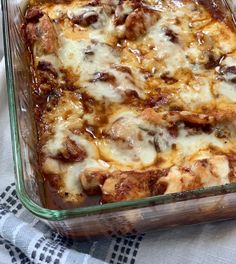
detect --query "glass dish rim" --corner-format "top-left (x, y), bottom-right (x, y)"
top-left (2, 0), bottom-right (236, 221)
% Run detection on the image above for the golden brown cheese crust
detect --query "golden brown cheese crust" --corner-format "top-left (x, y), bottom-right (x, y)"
top-left (24, 0), bottom-right (236, 209)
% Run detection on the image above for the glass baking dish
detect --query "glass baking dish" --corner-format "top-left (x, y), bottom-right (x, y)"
top-left (2, 0), bottom-right (236, 238)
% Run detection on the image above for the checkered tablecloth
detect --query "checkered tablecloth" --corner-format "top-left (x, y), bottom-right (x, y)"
top-left (2, 4), bottom-right (236, 264)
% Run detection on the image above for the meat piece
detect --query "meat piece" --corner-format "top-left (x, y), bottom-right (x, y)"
top-left (55, 138), bottom-right (87, 162)
top-left (145, 93), bottom-right (169, 108)
top-left (25, 6), bottom-right (43, 23)
top-left (124, 7), bottom-right (160, 40)
top-left (216, 56), bottom-right (236, 83)
top-left (37, 61), bottom-right (58, 78)
top-left (25, 14), bottom-right (58, 54)
top-left (142, 108), bottom-right (215, 127)
top-left (112, 65), bottom-right (132, 75)
top-left (227, 155), bottom-right (236, 162)
top-left (205, 103), bottom-right (236, 122)
top-left (204, 53), bottom-right (221, 69)
top-left (91, 72), bottom-right (116, 84)
top-left (154, 131), bottom-right (174, 153)
top-left (124, 89), bottom-right (139, 99)
top-left (142, 109), bottom-right (177, 126)
top-left (80, 169), bottom-right (108, 194)
top-left (180, 111), bottom-right (214, 125)
top-left (25, 22), bottom-right (38, 44)
top-left (46, 92), bottom-right (61, 111)
top-left (160, 73), bottom-right (178, 84)
top-left (31, 0), bottom-right (73, 3)
top-left (114, 1), bottom-right (134, 26)
top-left (36, 15), bottom-right (58, 54)
top-left (88, 0), bottom-right (100, 6)
top-left (218, 65), bottom-right (236, 83)
top-left (103, 116), bottom-right (142, 149)
top-left (83, 155), bottom-right (231, 203)
top-left (115, 5), bottom-right (128, 26)
top-left (164, 27), bottom-right (178, 43)
top-left (157, 155), bottom-right (231, 195)
top-left (37, 72), bottom-right (58, 95)
top-left (80, 167), bottom-right (168, 202)
top-left (36, 61), bottom-right (58, 96)
top-left (102, 172), bottom-right (151, 203)
top-left (227, 155), bottom-right (236, 182)
top-left (88, 0), bottom-right (119, 8)
top-left (71, 10), bottom-right (98, 27)
top-left (101, 170), bottom-right (167, 203)
top-left (114, 0), bottom-right (145, 26)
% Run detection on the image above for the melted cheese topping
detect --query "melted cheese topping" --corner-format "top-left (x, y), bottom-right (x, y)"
top-left (97, 111), bottom-right (157, 167)
top-left (29, 0), bottom-right (236, 206)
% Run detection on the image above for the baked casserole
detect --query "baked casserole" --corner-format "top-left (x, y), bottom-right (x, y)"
top-left (24, 0), bottom-right (236, 209)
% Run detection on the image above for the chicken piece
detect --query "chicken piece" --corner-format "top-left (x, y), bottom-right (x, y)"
top-left (25, 6), bottom-right (43, 22)
top-left (114, 0), bottom-right (134, 26)
top-left (25, 23), bottom-right (38, 44)
top-left (37, 61), bottom-right (58, 78)
top-left (54, 137), bottom-right (87, 162)
top-left (70, 9), bottom-right (99, 27)
top-left (80, 169), bottom-right (108, 195)
top-left (36, 60), bottom-right (59, 95)
top-left (227, 155), bottom-right (236, 182)
top-left (80, 167), bottom-right (169, 202)
top-left (204, 103), bottom-right (236, 122)
top-left (25, 13), bottom-right (58, 54)
top-left (124, 7), bottom-right (160, 40)
top-left (180, 111), bottom-right (215, 125)
top-left (142, 108), bottom-right (215, 127)
top-left (30, 0), bottom-right (73, 4)
top-left (91, 72), bottom-right (116, 84)
top-left (104, 116), bottom-right (142, 149)
top-left (101, 170), bottom-right (168, 203)
top-left (87, 0), bottom-right (119, 9)
top-left (68, 1), bottom-right (116, 28)
top-left (80, 155), bottom-right (234, 203)
top-left (42, 157), bottom-right (87, 206)
top-left (164, 27), bottom-right (179, 44)
top-left (157, 155), bottom-right (231, 194)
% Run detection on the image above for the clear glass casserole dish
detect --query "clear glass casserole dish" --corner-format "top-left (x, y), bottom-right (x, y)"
top-left (2, 0), bottom-right (236, 238)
